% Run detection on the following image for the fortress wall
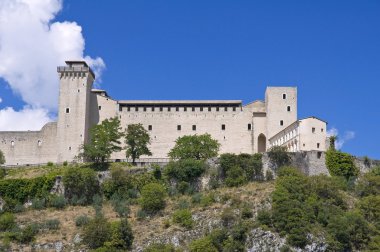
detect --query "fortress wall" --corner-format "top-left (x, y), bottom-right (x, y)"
top-left (111, 106), bottom-right (255, 159)
top-left (0, 122), bottom-right (58, 165)
top-left (89, 93), bottom-right (118, 127)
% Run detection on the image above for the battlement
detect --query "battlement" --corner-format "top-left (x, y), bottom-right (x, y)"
top-left (57, 60), bottom-right (95, 78)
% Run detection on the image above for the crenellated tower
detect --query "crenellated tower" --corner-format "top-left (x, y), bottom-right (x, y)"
top-left (56, 61), bottom-right (95, 163)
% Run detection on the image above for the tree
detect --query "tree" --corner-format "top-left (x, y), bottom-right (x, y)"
top-left (80, 117), bottom-right (123, 163)
top-left (82, 216), bottom-right (112, 249)
top-left (125, 123), bottom-right (152, 165)
top-left (168, 134), bottom-right (220, 160)
top-left (139, 182), bottom-right (167, 213)
top-left (329, 135), bottom-right (338, 150)
top-left (325, 149), bottom-right (359, 180)
top-left (267, 146), bottom-right (291, 169)
top-left (0, 150), bottom-right (5, 165)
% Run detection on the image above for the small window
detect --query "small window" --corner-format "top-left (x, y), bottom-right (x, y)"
top-left (192, 107), bottom-right (195, 112)
top-left (78, 89), bottom-right (80, 93)
top-left (135, 107), bottom-right (138, 112)
top-left (68, 146), bottom-right (71, 150)
top-left (224, 107), bottom-right (228, 111)
top-left (148, 125), bottom-right (152, 131)
top-left (152, 107), bottom-right (155, 112)
top-left (317, 152), bottom-right (322, 159)
top-left (65, 108), bottom-right (70, 113)
top-left (280, 120), bottom-right (284, 126)
top-left (248, 124), bottom-right (252, 130)
top-left (38, 140), bottom-right (42, 147)
top-left (160, 107), bottom-right (163, 112)
top-left (283, 94), bottom-right (287, 99)
top-left (184, 107), bottom-right (187, 112)
top-left (177, 125), bottom-right (181, 131)
top-left (287, 106), bottom-right (291, 112)
top-left (208, 107), bottom-right (211, 112)
top-left (317, 143), bottom-right (320, 149)
top-left (11, 141), bottom-right (15, 147)
top-left (192, 125), bottom-right (196, 131)
top-left (321, 128), bottom-right (324, 132)
top-left (119, 106), bottom-right (122, 112)
top-left (303, 143), bottom-right (305, 147)
top-left (312, 127), bottom-right (316, 133)
top-left (143, 107), bottom-right (147, 112)
top-left (127, 107), bottom-right (131, 112)
top-left (216, 107), bottom-right (220, 112)
top-left (168, 107), bottom-right (171, 112)
top-left (233, 107), bottom-right (236, 112)
top-left (221, 124), bottom-right (226, 130)
top-left (200, 107), bottom-right (203, 112)
top-left (98, 106), bottom-right (102, 110)
top-left (176, 107), bottom-right (179, 112)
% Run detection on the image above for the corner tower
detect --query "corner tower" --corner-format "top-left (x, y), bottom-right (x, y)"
top-left (56, 61), bottom-right (95, 163)
top-left (265, 87), bottom-right (297, 140)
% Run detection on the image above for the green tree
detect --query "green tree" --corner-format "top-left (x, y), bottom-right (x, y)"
top-left (168, 134), bottom-right (220, 160)
top-left (267, 146), bottom-right (291, 169)
top-left (82, 216), bottom-right (112, 249)
top-left (325, 149), bottom-right (359, 180)
top-left (0, 149), bottom-right (5, 165)
top-left (80, 117), bottom-right (123, 163)
top-left (125, 123), bottom-right (152, 165)
top-left (189, 237), bottom-right (218, 252)
top-left (329, 135), bottom-right (337, 150)
top-left (139, 182), bottom-right (167, 213)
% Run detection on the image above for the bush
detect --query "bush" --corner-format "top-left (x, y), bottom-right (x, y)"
top-left (0, 168), bottom-right (6, 179)
top-left (31, 198), bottom-right (46, 210)
top-left (63, 167), bottom-right (100, 205)
top-left (136, 209), bottom-right (147, 220)
top-left (16, 224), bottom-right (38, 243)
top-left (267, 146), bottom-right (291, 169)
top-left (177, 181), bottom-right (190, 194)
top-left (139, 183), bottom-right (167, 213)
top-left (0, 212), bottom-right (16, 231)
top-left (43, 219), bottom-right (60, 230)
top-left (63, 161), bottom-right (68, 166)
top-left (75, 215), bottom-right (90, 227)
top-left (172, 209), bottom-right (194, 229)
top-left (82, 216), bottom-right (112, 249)
top-left (145, 243), bottom-right (176, 252)
top-left (189, 237), bottom-right (218, 252)
top-left (47, 161), bottom-right (54, 167)
top-left (48, 195), bottom-right (66, 209)
top-left (225, 165), bottom-right (247, 187)
top-left (325, 149), bottom-right (359, 180)
top-left (241, 206), bottom-right (253, 219)
top-left (257, 210), bottom-right (272, 226)
top-left (103, 218), bottom-right (134, 250)
top-left (221, 208), bottom-right (236, 227)
top-left (164, 159), bottom-right (206, 183)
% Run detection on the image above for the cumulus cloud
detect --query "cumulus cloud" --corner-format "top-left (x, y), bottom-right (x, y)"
top-left (327, 127), bottom-right (355, 149)
top-left (0, 0), bottom-right (105, 130)
top-left (0, 106), bottom-right (53, 131)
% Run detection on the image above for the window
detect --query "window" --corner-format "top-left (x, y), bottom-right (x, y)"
top-left (148, 125), bottom-right (152, 131)
top-left (287, 106), bottom-right (291, 112)
top-left (98, 106), bottom-right (102, 110)
top-left (280, 120), bottom-right (284, 126)
top-left (192, 125), bottom-right (196, 131)
top-left (68, 146), bottom-right (71, 150)
top-left (221, 124), bottom-right (226, 130)
top-left (283, 93), bottom-right (287, 99)
top-left (78, 89), bottom-right (80, 93)
top-left (208, 107), bottom-right (211, 112)
top-left (192, 107), bottom-right (195, 112)
top-left (224, 107), bottom-right (228, 111)
top-left (152, 107), bottom-right (155, 112)
top-left (168, 107), bottom-right (171, 112)
top-left (119, 106), bottom-right (122, 112)
top-left (177, 125), bottom-right (181, 131)
top-left (321, 128), bottom-right (324, 132)
top-left (65, 108), bottom-right (70, 113)
top-left (160, 107), bottom-right (163, 112)
top-left (233, 107), bottom-right (236, 112)
top-left (216, 107), bottom-right (220, 112)
top-left (143, 107), bottom-right (147, 112)
top-left (184, 107), bottom-right (187, 111)
top-left (200, 107), bottom-right (203, 112)
top-left (38, 140), bottom-right (42, 147)
top-left (317, 143), bottom-right (320, 149)
top-left (176, 107), bottom-right (179, 112)
top-left (11, 141), bottom-right (15, 147)
top-left (135, 107), bottom-right (138, 112)
top-left (312, 127), bottom-right (316, 133)
top-left (317, 152), bottom-right (322, 159)
top-left (248, 124), bottom-right (252, 130)
top-left (127, 107), bottom-right (130, 112)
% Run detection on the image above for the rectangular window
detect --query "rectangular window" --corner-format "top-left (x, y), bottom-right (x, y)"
top-left (283, 94), bottom-right (287, 99)
top-left (119, 106), bottom-right (122, 112)
top-left (168, 107), bottom-right (171, 112)
top-left (317, 143), bottom-right (320, 148)
top-left (65, 108), bottom-right (70, 113)
top-left (135, 107), bottom-right (138, 112)
top-left (224, 107), bottom-right (228, 111)
top-left (160, 107), bottom-right (163, 112)
top-left (192, 107), bottom-right (195, 112)
top-left (321, 128), bottom-right (324, 132)
top-left (143, 107), bottom-right (147, 112)
top-left (248, 124), bottom-right (252, 130)
top-left (152, 107), bottom-right (155, 112)
top-left (176, 107), bottom-right (179, 112)
top-left (148, 125), bottom-right (152, 131)
top-left (184, 107), bottom-right (187, 112)
top-left (208, 107), bottom-right (211, 112)
top-left (312, 127), bottom-right (316, 133)
top-left (177, 125), bottom-right (181, 131)
top-left (192, 125), bottom-right (196, 131)
top-left (127, 107), bottom-right (130, 112)
top-left (233, 107), bottom-right (236, 112)
top-left (287, 106), bottom-right (291, 112)
top-left (280, 120), bottom-right (284, 126)
top-left (216, 107), bottom-right (220, 112)
top-left (200, 107), bottom-right (203, 112)
top-left (221, 124), bottom-right (226, 130)
top-left (98, 106), bottom-right (102, 110)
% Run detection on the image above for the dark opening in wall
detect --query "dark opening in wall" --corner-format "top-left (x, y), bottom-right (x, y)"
top-left (98, 106), bottom-right (102, 110)
top-left (317, 143), bottom-right (320, 148)
top-left (135, 107), bottom-right (138, 112)
top-left (208, 107), bottom-right (211, 112)
top-left (216, 107), bottom-right (220, 112)
top-left (317, 152), bottom-right (322, 159)
top-left (177, 125), bottom-right (181, 131)
top-left (200, 107), bottom-right (203, 112)
top-left (168, 107), bottom-right (171, 112)
top-left (143, 107), bottom-right (147, 112)
top-left (224, 107), bottom-right (227, 111)
top-left (280, 120), bottom-right (284, 126)
top-left (160, 107), bottom-right (163, 112)
top-left (127, 107), bottom-right (130, 112)
top-left (192, 107), bottom-right (195, 112)
top-left (192, 125), bottom-right (196, 131)
top-left (312, 127), bottom-right (316, 133)
top-left (176, 107), bottom-right (179, 112)
top-left (248, 124), bottom-right (252, 130)
top-left (65, 108), bottom-right (70, 113)
top-left (148, 125), bottom-right (152, 131)
top-left (184, 107), bottom-right (187, 112)
top-left (222, 124), bottom-right (226, 130)
top-left (152, 107), bottom-right (155, 112)
top-left (233, 107), bottom-right (236, 111)
top-left (283, 93), bottom-right (287, 99)
top-left (287, 106), bottom-right (291, 111)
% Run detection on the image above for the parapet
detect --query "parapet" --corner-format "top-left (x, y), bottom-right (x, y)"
top-left (57, 60), bottom-right (95, 78)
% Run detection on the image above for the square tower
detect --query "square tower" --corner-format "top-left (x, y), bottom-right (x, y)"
top-left (56, 61), bottom-right (95, 163)
top-left (265, 87), bottom-right (297, 140)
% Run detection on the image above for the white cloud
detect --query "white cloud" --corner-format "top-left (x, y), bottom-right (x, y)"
top-left (0, 97), bottom-right (2, 103)
top-left (327, 127), bottom-right (355, 149)
top-left (0, 106), bottom-right (53, 131)
top-left (0, 0), bottom-right (105, 130)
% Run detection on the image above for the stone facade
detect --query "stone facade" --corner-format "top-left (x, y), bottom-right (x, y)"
top-left (0, 61), bottom-right (328, 166)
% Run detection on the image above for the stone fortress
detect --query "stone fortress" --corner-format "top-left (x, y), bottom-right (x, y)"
top-left (0, 61), bottom-right (327, 166)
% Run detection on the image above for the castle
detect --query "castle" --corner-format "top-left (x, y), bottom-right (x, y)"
top-left (0, 61), bottom-right (327, 166)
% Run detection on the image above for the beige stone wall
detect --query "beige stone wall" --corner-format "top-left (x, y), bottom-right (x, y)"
top-left (299, 117), bottom-right (327, 151)
top-left (0, 123), bottom-right (58, 165)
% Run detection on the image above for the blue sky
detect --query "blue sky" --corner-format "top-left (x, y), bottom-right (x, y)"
top-left (0, 0), bottom-right (379, 158)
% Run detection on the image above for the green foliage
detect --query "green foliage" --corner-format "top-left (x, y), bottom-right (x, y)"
top-left (359, 195), bottom-right (380, 229)
top-left (0, 149), bottom-right (5, 165)
top-left (75, 215), bottom-right (90, 227)
top-left (0, 175), bottom-right (55, 203)
top-left (31, 198), bottom-right (46, 210)
top-left (325, 149), bottom-right (359, 180)
top-left (82, 216), bottom-right (112, 249)
top-left (189, 237), bottom-right (218, 252)
top-left (16, 224), bottom-right (38, 243)
top-left (145, 243), bottom-right (176, 252)
top-left (80, 117), bottom-right (123, 163)
top-left (0, 212), bottom-right (16, 231)
top-left (169, 134), bottom-right (220, 160)
top-left (172, 209), bottom-right (194, 229)
top-left (139, 182), bottom-right (167, 213)
top-left (267, 146), bottom-right (291, 169)
top-left (265, 170), bottom-right (274, 181)
top-left (103, 218), bottom-right (134, 250)
top-left (225, 165), bottom-right (247, 187)
top-left (48, 195), bottom-right (67, 209)
top-left (164, 159), bottom-right (206, 183)
top-left (221, 207), bottom-right (236, 227)
top-left (43, 219), bottom-right (60, 230)
top-left (125, 123), bottom-right (152, 164)
top-left (63, 167), bottom-right (100, 205)
top-left (47, 161), bottom-right (54, 167)
top-left (0, 168), bottom-right (5, 179)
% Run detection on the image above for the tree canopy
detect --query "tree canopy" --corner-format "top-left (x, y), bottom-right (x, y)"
top-left (0, 150), bottom-right (5, 165)
top-left (168, 134), bottom-right (220, 160)
top-left (125, 123), bottom-right (152, 164)
top-left (79, 117), bottom-right (123, 163)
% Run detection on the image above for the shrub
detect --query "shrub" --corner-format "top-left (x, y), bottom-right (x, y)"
top-left (164, 159), bottom-right (206, 183)
top-left (176, 198), bottom-right (190, 209)
top-left (136, 209), bottom-right (147, 220)
top-left (325, 149), bottom-right (359, 180)
top-left (145, 243), bottom-right (176, 252)
top-left (16, 224), bottom-right (38, 243)
top-left (82, 216), bottom-right (112, 249)
top-left (111, 197), bottom-right (130, 218)
top-left (75, 215), bottom-right (90, 227)
top-left (152, 164), bottom-right (162, 180)
top-left (139, 183), bottom-right (167, 213)
top-left (103, 218), bottom-right (134, 250)
top-left (0, 212), bottom-right (16, 231)
top-left (48, 195), bottom-right (66, 209)
top-left (63, 161), bottom-right (68, 166)
top-left (267, 146), bottom-right (291, 169)
top-left (257, 210), bottom-right (272, 226)
top-left (221, 208), bottom-right (236, 227)
top-left (241, 206), bottom-right (253, 219)
top-left (219, 153), bottom-right (263, 183)
top-left (200, 193), bottom-right (215, 207)
top-left (189, 237), bottom-right (218, 252)
top-left (31, 198), bottom-right (46, 210)
top-left (0, 168), bottom-right (6, 179)
top-left (225, 165), bottom-right (247, 187)
top-left (177, 181), bottom-right (190, 194)
top-left (43, 219), bottom-right (60, 230)
top-left (63, 167), bottom-right (100, 205)
top-left (208, 228), bottom-right (229, 251)
top-left (172, 209), bottom-right (194, 229)
top-left (47, 161), bottom-right (54, 167)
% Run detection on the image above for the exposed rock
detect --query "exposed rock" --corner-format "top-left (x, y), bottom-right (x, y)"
top-left (50, 176), bottom-right (65, 195)
top-left (246, 228), bottom-right (286, 252)
top-left (73, 233), bottom-right (82, 244)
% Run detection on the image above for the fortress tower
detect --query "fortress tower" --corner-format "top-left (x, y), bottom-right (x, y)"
top-left (56, 61), bottom-right (95, 163)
